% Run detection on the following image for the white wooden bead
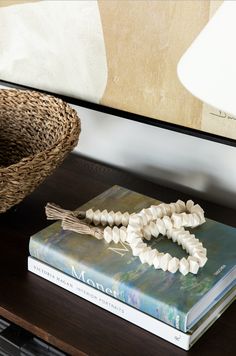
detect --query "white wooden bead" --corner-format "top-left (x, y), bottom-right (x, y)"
top-left (191, 204), bottom-right (204, 214)
top-left (129, 237), bottom-right (143, 248)
top-left (163, 216), bottom-right (173, 230)
top-left (107, 211), bottom-right (115, 226)
top-left (126, 232), bottom-right (141, 244)
top-left (182, 234), bottom-right (195, 246)
top-left (121, 212), bottom-right (130, 226)
top-left (141, 208), bottom-right (154, 222)
top-left (192, 213), bottom-right (201, 227)
top-left (113, 211), bottom-right (122, 225)
top-left (147, 250), bottom-right (158, 266)
top-left (174, 202), bottom-right (182, 214)
top-left (104, 226), bottom-right (113, 243)
top-left (156, 206), bottom-right (163, 218)
top-left (139, 247), bottom-right (152, 264)
top-left (163, 204), bottom-right (171, 216)
top-left (186, 200), bottom-right (194, 212)
top-left (197, 211), bottom-right (206, 224)
top-left (149, 221), bottom-right (159, 237)
top-left (176, 199), bottom-right (186, 211)
top-left (166, 228), bottom-right (174, 239)
top-left (93, 209), bottom-right (102, 225)
top-left (182, 213), bottom-right (190, 226)
top-left (179, 257), bottom-right (190, 275)
top-left (129, 215), bottom-right (143, 227)
top-left (191, 244), bottom-right (205, 255)
top-left (194, 247), bottom-right (207, 256)
top-left (119, 226), bottom-right (127, 242)
top-left (132, 242), bottom-right (148, 256)
top-left (190, 214), bottom-right (196, 227)
top-left (185, 239), bottom-right (200, 254)
top-left (100, 210), bottom-right (109, 226)
top-left (171, 228), bottom-right (184, 242)
top-left (159, 204), bottom-right (168, 216)
top-left (168, 257), bottom-right (180, 273)
top-left (187, 256), bottom-right (200, 274)
top-left (172, 213), bottom-right (182, 228)
top-left (143, 225), bottom-right (152, 240)
top-left (137, 212), bottom-right (148, 226)
top-left (112, 226), bottom-right (120, 243)
top-left (193, 252), bottom-right (208, 267)
top-left (156, 218), bottom-right (166, 235)
top-left (160, 253), bottom-right (172, 271)
top-left (177, 232), bottom-right (189, 246)
top-left (153, 253), bottom-right (164, 269)
top-left (169, 203), bottom-right (176, 214)
top-left (150, 205), bottom-right (158, 219)
top-left (85, 208), bottom-right (94, 223)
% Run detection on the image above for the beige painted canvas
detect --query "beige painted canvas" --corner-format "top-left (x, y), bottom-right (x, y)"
top-left (0, 0), bottom-right (235, 140)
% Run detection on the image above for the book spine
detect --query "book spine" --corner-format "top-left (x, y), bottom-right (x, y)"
top-left (29, 237), bottom-right (187, 332)
top-left (28, 256), bottom-right (191, 350)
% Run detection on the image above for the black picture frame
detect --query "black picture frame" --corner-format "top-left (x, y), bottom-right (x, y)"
top-left (1, 78), bottom-right (236, 148)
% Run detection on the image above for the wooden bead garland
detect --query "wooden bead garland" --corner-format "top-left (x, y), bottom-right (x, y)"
top-left (85, 208), bottom-right (131, 227)
top-left (45, 200), bottom-right (208, 276)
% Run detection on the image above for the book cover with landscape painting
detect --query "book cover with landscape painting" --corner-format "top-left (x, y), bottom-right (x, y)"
top-left (29, 186), bottom-right (236, 332)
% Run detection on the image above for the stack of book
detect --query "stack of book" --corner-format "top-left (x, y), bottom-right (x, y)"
top-left (28, 186), bottom-right (236, 350)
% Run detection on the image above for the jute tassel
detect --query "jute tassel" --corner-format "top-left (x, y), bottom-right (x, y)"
top-left (62, 215), bottom-right (104, 240)
top-left (45, 202), bottom-right (103, 239)
top-left (45, 203), bottom-right (85, 220)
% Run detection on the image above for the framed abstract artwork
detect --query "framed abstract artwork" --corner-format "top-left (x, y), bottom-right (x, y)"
top-left (0, 0), bottom-right (235, 146)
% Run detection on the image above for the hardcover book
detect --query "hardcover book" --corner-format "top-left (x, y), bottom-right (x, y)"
top-left (29, 186), bottom-right (236, 333)
top-left (28, 256), bottom-right (235, 350)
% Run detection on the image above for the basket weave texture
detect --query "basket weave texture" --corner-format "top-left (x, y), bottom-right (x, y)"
top-left (0, 89), bottom-right (81, 213)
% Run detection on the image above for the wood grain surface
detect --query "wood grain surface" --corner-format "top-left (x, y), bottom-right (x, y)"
top-left (0, 153), bottom-right (235, 355)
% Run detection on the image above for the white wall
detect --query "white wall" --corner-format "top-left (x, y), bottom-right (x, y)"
top-left (74, 105), bottom-right (236, 208)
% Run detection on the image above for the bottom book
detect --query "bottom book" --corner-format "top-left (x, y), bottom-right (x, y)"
top-left (28, 256), bottom-right (235, 351)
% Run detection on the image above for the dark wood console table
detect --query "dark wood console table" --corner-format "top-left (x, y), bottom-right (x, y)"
top-left (0, 154), bottom-right (235, 355)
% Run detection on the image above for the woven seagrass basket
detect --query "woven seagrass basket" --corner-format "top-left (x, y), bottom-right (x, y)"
top-left (0, 89), bottom-right (81, 213)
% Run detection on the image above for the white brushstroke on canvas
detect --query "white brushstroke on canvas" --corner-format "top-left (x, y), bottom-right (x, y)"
top-left (177, 2), bottom-right (236, 117)
top-left (0, 0), bottom-right (107, 102)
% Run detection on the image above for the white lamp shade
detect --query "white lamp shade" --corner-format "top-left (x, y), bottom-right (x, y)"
top-left (177, 2), bottom-right (236, 117)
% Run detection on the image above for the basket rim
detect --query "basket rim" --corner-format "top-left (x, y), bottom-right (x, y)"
top-left (0, 89), bottom-right (81, 173)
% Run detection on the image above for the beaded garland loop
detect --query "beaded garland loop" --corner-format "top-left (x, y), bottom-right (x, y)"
top-left (46, 199), bottom-right (208, 276)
